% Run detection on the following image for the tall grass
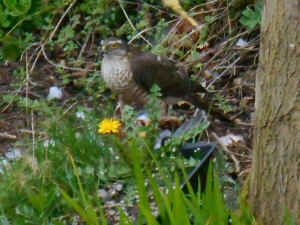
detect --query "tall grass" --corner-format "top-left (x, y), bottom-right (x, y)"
top-left (0, 115), bottom-right (255, 225)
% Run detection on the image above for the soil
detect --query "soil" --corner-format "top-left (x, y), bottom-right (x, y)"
top-left (0, 50), bottom-right (255, 176)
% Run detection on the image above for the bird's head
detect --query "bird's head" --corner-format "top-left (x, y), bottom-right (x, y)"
top-left (101, 37), bottom-right (129, 57)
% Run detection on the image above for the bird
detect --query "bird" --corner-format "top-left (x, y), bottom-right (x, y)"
top-left (101, 37), bottom-right (230, 121)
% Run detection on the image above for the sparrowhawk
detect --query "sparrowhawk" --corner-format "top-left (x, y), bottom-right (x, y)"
top-left (101, 37), bottom-right (229, 121)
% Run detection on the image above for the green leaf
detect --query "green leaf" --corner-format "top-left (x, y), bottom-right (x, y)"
top-left (0, 5), bottom-right (11, 28)
top-left (0, 216), bottom-right (10, 225)
top-left (58, 25), bottom-right (75, 43)
top-left (3, 0), bottom-right (31, 16)
top-left (0, 35), bottom-right (21, 59)
top-left (119, 210), bottom-right (132, 225)
top-left (200, 27), bottom-right (208, 40)
top-left (204, 15), bottom-right (214, 23)
top-left (254, 0), bottom-right (263, 12)
top-left (172, 176), bottom-right (191, 225)
top-left (239, 1), bottom-right (262, 30)
top-left (59, 188), bottom-right (100, 225)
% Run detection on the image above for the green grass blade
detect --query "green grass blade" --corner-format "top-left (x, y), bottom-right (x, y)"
top-left (59, 187), bottom-right (99, 225)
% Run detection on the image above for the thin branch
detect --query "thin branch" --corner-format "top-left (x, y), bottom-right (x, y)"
top-left (170, 24), bottom-right (206, 57)
top-left (128, 27), bottom-right (153, 44)
top-left (63, 102), bottom-right (78, 115)
top-left (30, 0), bottom-right (78, 73)
top-left (1, 86), bottom-right (24, 113)
top-left (129, 18), bottom-right (179, 45)
top-left (41, 45), bottom-right (96, 72)
top-left (31, 109), bottom-right (36, 168)
top-left (78, 28), bottom-right (93, 59)
top-left (0, 132), bottom-right (17, 140)
top-left (207, 56), bottom-right (240, 89)
top-left (118, 0), bottom-right (152, 47)
top-left (25, 51), bottom-right (30, 115)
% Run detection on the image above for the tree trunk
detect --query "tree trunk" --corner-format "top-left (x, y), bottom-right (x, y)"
top-left (249, 0), bottom-right (300, 224)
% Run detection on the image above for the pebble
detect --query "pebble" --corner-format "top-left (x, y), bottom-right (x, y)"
top-left (47, 86), bottom-right (63, 100)
top-left (98, 189), bottom-right (112, 201)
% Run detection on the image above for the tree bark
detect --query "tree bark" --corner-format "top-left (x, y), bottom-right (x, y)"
top-left (249, 0), bottom-right (300, 224)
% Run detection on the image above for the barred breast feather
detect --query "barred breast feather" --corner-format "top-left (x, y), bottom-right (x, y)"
top-left (101, 55), bottom-right (133, 92)
top-left (101, 54), bottom-right (148, 108)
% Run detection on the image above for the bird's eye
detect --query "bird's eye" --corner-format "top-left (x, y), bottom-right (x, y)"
top-left (110, 43), bottom-right (118, 48)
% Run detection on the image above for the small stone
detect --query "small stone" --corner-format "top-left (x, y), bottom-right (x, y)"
top-left (107, 209), bottom-right (116, 216)
top-left (98, 189), bottom-right (112, 201)
top-left (219, 134), bottom-right (244, 147)
top-left (236, 38), bottom-right (248, 47)
top-left (114, 183), bottom-right (123, 192)
top-left (43, 139), bottom-right (55, 148)
top-left (106, 200), bottom-right (117, 207)
top-left (0, 159), bottom-right (9, 166)
top-left (47, 86), bottom-right (63, 100)
top-left (76, 111), bottom-right (85, 119)
top-left (75, 132), bottom-right (81, 138)
top-left (109, 189), bottom-right (117, 197)
top-left (136, 111), bottom-right (151, 126)
top-left (0, 159), bottom-right (9, 174)
top-left (5, 148), bottom-right (22, 160)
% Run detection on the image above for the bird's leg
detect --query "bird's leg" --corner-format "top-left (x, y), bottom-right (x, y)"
top-left (114, 97), bottom-right (124, 116)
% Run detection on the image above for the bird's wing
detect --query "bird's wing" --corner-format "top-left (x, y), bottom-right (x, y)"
top-left (129, 52), bottom-right (196, 97)
top-left (129, 52), bottom-right (231, 121)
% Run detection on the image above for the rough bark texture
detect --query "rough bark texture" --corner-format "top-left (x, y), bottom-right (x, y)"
top-left (249, 0), bottom-right (300, 224)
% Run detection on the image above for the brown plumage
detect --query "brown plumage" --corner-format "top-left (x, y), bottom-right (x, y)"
top-left (101, 37), bottom-right (230, 121)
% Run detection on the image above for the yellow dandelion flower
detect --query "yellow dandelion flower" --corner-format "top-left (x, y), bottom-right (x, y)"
top-left (98, 118), bottom-right (121, 134)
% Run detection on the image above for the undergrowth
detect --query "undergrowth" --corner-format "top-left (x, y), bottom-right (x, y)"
top-left (0, 105), bottom-right (255, 224)
top-left (0, 0), bottom-right (265, 224)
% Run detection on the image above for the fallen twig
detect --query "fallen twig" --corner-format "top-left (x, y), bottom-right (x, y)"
top-left (30, 0), bottom-right (78, 73)
top-left (0, 132), bottom-right (17, 140)
top-left (118, 0), bottom-right (152, 47)
top-left (78, 28), bottom-right (93, 59)
top-left (41, 45), bottom-right (95, 72)
top-left (207, 56), bottom-right (241, 89)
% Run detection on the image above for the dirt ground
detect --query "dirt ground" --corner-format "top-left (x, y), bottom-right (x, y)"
top-left (0, 57), bottom-right (255, 178)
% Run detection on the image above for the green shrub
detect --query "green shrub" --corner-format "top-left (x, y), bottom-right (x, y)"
top-left (239, 0), bottom-right (262, 30)
top-left (0, 0), bottom-right (60, 59)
